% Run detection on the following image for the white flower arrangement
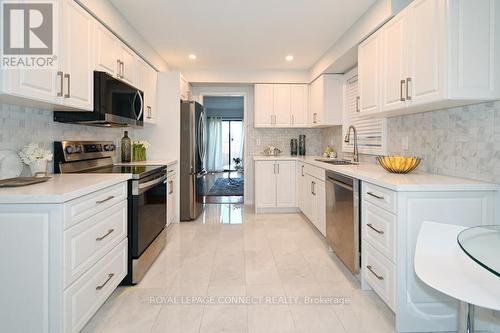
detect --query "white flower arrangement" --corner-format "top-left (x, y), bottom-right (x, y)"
top-left (18, 143), bottom-right (53, 165)
top-left (133, 140), bottom-right (150, 149)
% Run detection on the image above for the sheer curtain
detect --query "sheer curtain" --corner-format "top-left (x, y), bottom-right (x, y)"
top-left (206, 117), bottom-right (224, 172)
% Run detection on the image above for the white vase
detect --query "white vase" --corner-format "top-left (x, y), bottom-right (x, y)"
top-left (29, 160), bottom-right (47, 176)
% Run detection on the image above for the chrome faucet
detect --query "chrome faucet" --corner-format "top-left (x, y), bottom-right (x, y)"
top-left (344, 125), bottom-right (359, 163)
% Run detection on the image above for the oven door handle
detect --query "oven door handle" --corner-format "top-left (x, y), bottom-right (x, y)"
top-left (138, 175), bottom-right (167, 193)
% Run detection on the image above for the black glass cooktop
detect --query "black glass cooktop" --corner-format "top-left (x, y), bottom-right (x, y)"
top-left (86, 165), bottom-right (165, 179)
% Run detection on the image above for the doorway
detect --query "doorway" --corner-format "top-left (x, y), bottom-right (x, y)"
top-left (202, 96), bottom-right (245, 204)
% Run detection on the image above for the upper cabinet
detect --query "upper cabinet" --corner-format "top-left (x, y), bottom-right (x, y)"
top-left (0, 0), bottom-right (94, 111)
top-left (254, 84), bottom-right (309, 128)
top-left (361, 0), bottom-right (500, 116)
top-left (94, 22), bottom-right (137, 87)
top-left (136, 59), bottom-right (158, 124)
top-left (0, 0), bottom-right (157, 114)
top-left (309, 74), bottom-right (343, 127)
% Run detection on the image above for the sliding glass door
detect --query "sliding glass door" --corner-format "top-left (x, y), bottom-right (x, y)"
top-left (221, 120), bottom-right (243, 171)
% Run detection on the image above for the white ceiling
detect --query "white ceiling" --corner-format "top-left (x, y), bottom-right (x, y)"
top-left (109, 0), bottom-right (376, 71)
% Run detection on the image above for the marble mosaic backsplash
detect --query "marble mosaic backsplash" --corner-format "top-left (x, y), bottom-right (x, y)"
top-left (386, 101), bottom-right (500, 183)
top-left (0, 103), bottom-right (135, 173)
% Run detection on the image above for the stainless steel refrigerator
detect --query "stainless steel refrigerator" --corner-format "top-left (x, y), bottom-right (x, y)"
top-left (180, 101), bottom-right (206, 221)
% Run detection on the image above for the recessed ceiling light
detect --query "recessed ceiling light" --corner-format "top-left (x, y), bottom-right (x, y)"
top-left (285, 55), bottom-right (294, 61)
top-left (188, 54), bottom-right (197, 60)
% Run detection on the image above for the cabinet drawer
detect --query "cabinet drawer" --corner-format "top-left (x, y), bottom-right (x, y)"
top-left (64, 182), bottom-right (127, 229)
top-left (64, 200), bottom-right (127, 287)
top-left (363, 242), bottom-right (396, 311)
top-left (362, 201), bottom-right (396, 261)
top-left (362, 182), bottom-right (396, 213)
top-left (302, 162), bottom-right (325, 182)
top-left (64, 238), bottom-right (127, 333)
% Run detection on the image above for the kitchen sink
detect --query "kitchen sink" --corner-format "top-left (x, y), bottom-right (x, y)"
top-left (315, 159), bottom-right (358, 165)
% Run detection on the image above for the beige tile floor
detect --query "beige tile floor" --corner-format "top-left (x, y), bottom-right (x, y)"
top-left (83, 204), bottom-right (395, 333)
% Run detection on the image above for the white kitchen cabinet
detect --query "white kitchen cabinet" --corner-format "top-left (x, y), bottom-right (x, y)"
top-left (364, 0), bottom-right (500, 116)
top-left (358, 32), bottom-right (381, 114)
top-left (0, 181), bottom-right (129, 333)
top-left (0, 0), bottom-right (94, 111)
top-left (118, 43), bottom-right (137, 86)
top-left (254, 84), bottom-right (309, 128)
top-left (309, 74), bottom-right (343, 127)
top-left (296, 162), bottom-right (326, 236)
top-left (275, 160), bottom-right (296, 207)
top-left (60, 0), bottom-right (94, 110)
top-left (254, 84), bottom-right (274, 127)
top-left (94, 22), bottom-right (119, 77)
top-left (380, 11), bottom-right (408, 112)
top-left (137, 59), bottom-right (158, 123)
top-left (273, 85), bottom-right (291, 127)
top-left (254, 160), bottom-right (296, 211)
top-left (360, 181), bottom-right (497, 332)
top-left (290, 84), bottom-right (309, 127)
top-left (166, 168), bottom-right (177, 226)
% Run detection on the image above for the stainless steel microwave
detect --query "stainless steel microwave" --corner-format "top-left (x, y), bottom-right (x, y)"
top-left (53, 71), bottom-right (144, 127)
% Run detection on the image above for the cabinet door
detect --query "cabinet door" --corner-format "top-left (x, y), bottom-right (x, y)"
top-left (167, 174), bottom-right (176, 226)
top-left (313, 180), bottom-right (326, 236)
top-left (61, 0), bottom-right (93, 110)
top-left (358, 31), bottom-right (381, 113)
top-left (380, 12), bottom-right (408, 112)
top-left (406, 0), bottom-right (445, 105)
top-left (146, 66), bottom-right (157, 123)
top-left (94, 22), bottom-right (119, 77)
top-left (273, 85), bottom-right (291, 127)
top-left (309, 77), bottom-right (323, 125)
top-left (254, 161), bottom-right (277, 208)
top-left (119, 44), bottom-right (136, 85)
top-left (290, 85), bottom-right (308, 127)
top-left (276, 161), bottom-right (296, 207)
top-left (301, 175), bottom-right (314, 222)
top-left (254, 84), bottom-right (274, 127)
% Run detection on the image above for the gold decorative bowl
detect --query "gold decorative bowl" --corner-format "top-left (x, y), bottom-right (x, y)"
top-left (377, 155), bottom-right (422, 174)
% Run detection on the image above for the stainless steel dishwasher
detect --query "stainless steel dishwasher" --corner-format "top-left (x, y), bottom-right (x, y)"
top-left (326, 171), bottom-right (361, 275)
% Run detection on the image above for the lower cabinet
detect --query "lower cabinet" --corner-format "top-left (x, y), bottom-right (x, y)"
top-left (0, 182), bottom-right (129, 333)
top-left (255, 160), bottom-right (296, 210)
top-left (166, 168), bottom-right (177, 226)
top-left (298, 162), bottom-right (326, 236)
top-left (360, 181), bottom-right (497, 333)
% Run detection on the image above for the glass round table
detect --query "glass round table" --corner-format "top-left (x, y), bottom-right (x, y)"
top-left (458, 225), bottom-right (500, 278)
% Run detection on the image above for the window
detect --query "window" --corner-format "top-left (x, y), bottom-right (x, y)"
top-left (221, 120), bottom-right (243, 171)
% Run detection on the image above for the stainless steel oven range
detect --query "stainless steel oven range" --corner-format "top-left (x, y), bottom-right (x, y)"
top-left (54, 141), bottom-right (167, 285)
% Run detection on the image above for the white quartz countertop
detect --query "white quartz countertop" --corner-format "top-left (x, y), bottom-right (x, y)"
top-left (0, 174), bottom-right (132, 204)
top-left (253, 155), bottom-right (499, 192)
top-left (115, 159), bottom-right (178, 167)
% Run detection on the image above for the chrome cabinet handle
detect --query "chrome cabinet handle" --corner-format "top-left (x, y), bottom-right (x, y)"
top-left (96, 229), bottom-right (114, 241)
top-left (356, 96), bottom-right (360, 112)
top-left (64, 73), bottom-right (70, 98)
top-left (406, 77), bottom-right (412, 100)
top-left (367, 223), bottom-right (384, 234)
top-left (301, 165), bottom-right (304, 177)
top-left (121, 61), bottom-right (125, 79)
top-left (400, 80), bottom-right (406, 101)
top-left (311, 181), bottom-right (316, 195)
top-left (291, 114), bottom-right (295, 126)
top-left (367, 265), bottom-right (384, 280)
top-left (313, 113), bottom-right (317, 124)
top-left (168, 180), bottom-right (174, 194)
top-left (277, 163), bottom-right (280, 174)
top-left (96, 273), bottom-right (114, 290)
top-left (96, 195), bottom-right (115, 204)
top-left (57, 71), bottom-right (64, 97)
top-left (146, 106), bottom-right (152, 119)
top-left (367, 192), bottom-right (384, 200)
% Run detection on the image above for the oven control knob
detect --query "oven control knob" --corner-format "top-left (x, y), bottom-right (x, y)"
top-left (104, 144), bottom-right (115, 152)
top-left (65, 146), bottom-right (74, 154)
